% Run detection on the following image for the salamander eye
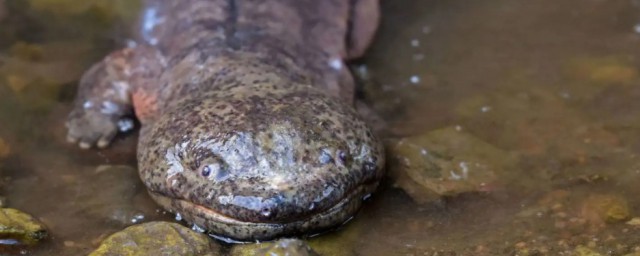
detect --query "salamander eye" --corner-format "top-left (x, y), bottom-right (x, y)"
top-left (363, 161), bottom-right (376, 172)
top-left (198, 162), bottom-right (230, 182)
top-left (201, 165), bottom-right (211, 177)
top-left (339, 151), bottom-right (347, 161)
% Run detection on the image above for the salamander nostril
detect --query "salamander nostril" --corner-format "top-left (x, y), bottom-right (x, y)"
top-left (201, 166), bottom-right (211, 177)
top-left (363, 161), bottom-right (376, 172)
top-left (319, 150), bottom-right (333, 164)
top-left (260, 208), bottom-right (272, 217)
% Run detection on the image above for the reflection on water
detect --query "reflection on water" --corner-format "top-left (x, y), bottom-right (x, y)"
top-left (1, 0), bottom-right (640, 255)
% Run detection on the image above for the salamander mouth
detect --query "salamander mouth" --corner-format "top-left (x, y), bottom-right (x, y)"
top-left (147, 182), bottom-right (378, 242)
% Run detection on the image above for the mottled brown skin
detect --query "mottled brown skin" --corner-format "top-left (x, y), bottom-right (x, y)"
top-left (66, 0), bottom-right (383, 241)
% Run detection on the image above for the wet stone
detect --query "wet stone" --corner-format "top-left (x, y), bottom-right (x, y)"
top-left (626, 217), bottom-right (640, 226)
top-left (89, 221), bottom-right (220, 256)
top-left (0, 208), bottom-right (48, 245)
top-left (565, 56), bottom-right (638, 86)
top-left (9, 42), bottom-right (44, 61)
top-left (387, 126), bottom-right (517, 204)
top-left (230, 238), bottom-right (319, 256)
top-left (573, 245), bottom-right (603, 256)
top-left (5, 75), bottom-right (28, 93)
top-left (581, 194), bottom-right (631, 224)
top-left (453, 77), bottom-right (620, 165)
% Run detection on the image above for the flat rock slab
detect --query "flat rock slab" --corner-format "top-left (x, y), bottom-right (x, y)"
top-left (388, 126), bottom-right (518, 204)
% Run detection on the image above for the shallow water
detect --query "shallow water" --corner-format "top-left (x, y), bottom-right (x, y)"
top-left (1, 0), bottom-right (640, 255)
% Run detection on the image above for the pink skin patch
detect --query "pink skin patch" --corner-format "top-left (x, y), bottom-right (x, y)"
top-left (132, 88), bottom-right (158, 122)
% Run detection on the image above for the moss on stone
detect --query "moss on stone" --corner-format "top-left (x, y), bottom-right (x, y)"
top-left (89, 222), bottom-right (219, 256)
top-left (0, 208), bottom-right (48, 245)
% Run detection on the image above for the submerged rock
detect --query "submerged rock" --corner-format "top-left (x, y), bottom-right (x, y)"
top-left (231, 239), bottom-right (319, 256)
top-left (388, 126), bottom-right (517, 204)
top-left (0, 208), bottom-right (48, 245)
top-left (9, 42), bottom-right (44, 62)
top-left (573, 245), bottom-right (602, 256)
top-left (565, 56), bottom-right (637, 86)
top-left (89, 221), bottom-right (219, 256)
top-left (581, 194), bottom-right (630, 224)
top-left (626, 217), bottom-right (640, 226)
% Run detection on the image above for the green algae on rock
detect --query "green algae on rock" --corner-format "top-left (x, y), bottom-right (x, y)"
top-left (89, 222), bottom-right (219, 256)
top-left (231, 239), bottom-right (320, 256)
top-left (388, 126), bottom-right (517, 204)
top-left (573, 245), bottom-right (603, 256)
top-left (0, 208), bottom-right (48, 245)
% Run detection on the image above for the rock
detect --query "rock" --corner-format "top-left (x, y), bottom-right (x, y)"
top-left (573, 245), bottom-right (602, 256)
top-left (0, 208), bottom-right (48, 245)
top-left (231, 239), bottom-right (319, 256)
top-left (9, 42), bottom-right (44, 62)
top-left (565, 56), bottom-right (637, 86)
top-left (626, 217), bottom-right (640, 226)
top-left (5, 75), bottom-right (28, 93)
top-left (454, 78), bottom-right (619, 161)
top-left (387, 126), bottom-right (516, 204)
top-left (581, 194), bottom-right (630, 224)
top-left (89, 221), bottom-right (219, 256)
top-left (0, 58), bottom-right (68, 112)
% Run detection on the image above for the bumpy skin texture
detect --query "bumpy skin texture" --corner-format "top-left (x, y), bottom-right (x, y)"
top-left (66, 0), bottom-right (383, 241)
